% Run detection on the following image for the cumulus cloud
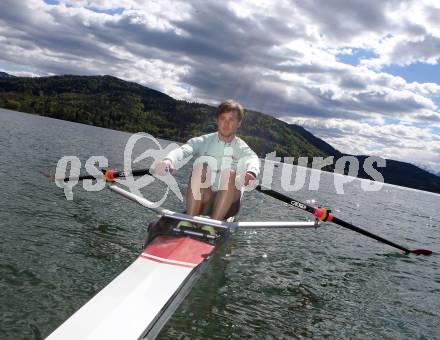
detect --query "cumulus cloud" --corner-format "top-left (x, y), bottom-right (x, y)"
top-left (286, 117), bottom-right (440, 171)
top-left (0, 0), bottom-right (439, 171)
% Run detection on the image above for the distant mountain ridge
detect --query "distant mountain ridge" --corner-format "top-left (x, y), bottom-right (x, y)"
top-left (415, 163), bottom-right (440, 178)
top-left (1, 73), bottom-right (439, 194)
top-left (0, 71), bottom-right (14, 78)
top-left (288, 124), bottom-right (342, 157)
top-left (354, 156), bottom-right (440, 192)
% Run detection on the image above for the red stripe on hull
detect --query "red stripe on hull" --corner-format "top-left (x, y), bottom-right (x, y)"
top-left (141, 235), bottom-right (215, 267)
top-left (140, 254), bottom-right (196, 268)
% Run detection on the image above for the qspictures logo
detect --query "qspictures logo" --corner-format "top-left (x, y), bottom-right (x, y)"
top-left (54, 133), bottom-right (187, 206)
top-left (54, 132), bottom-right (386, 203)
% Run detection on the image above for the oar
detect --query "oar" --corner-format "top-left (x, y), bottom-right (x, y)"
top-left (256, 185), bottom-right (432, 256)
top-left (45, 168), bottom-right (153, 182)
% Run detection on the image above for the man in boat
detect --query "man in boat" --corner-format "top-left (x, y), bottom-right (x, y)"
top-left (155, 99), bottom-right (260, 231)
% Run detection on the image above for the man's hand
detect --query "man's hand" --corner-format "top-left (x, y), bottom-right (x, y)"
top-left (154, 159), bottom-right (174, 176)
top-left (243, 171), bottom-right (256, 187)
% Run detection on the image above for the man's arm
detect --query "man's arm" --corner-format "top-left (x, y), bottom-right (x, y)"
top-left (241, 147), bottom-right (260, 177)
top-left (157, 136), bottom-right (204, 174)
top-left (237, 144), bottom-right (260, 185)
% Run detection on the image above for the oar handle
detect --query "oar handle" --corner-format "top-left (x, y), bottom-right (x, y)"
top-left (104, 168), bottom-right (152, 180)
top-left (59, 168), bottom-right (153, 182)
top-left (127, 169), bottom-right (152, 177)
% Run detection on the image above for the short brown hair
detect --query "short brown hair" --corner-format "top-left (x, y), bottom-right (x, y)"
top-left (216, 99), bottom-right (244, 121)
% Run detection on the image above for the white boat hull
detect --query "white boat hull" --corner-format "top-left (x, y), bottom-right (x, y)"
top-left (46, 234), bottom-right (216, 340)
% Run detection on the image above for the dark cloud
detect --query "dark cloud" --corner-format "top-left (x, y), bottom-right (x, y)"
top-left (0, 0), bottom-right (127, 70)
top-left (403, 22), bottom-right (427, 37)
top-left (294, 0), bottom-right (397, 40)
top-left (112, 2), bottom-right (301, 67)
top-left (389, 34), bottom-right (440, 64)
top-left (352, 90), bottom-right (429, 114)
top-left (339, 75), bottom-right (367, 89)
top-left (416, 113), bottom-right (440, 122)
top-left (427, 6), bottom-right (440, 26)
top-left (275, 62), bottom-right (337, 74)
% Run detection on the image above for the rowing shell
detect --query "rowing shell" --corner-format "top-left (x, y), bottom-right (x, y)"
top-left (46, 214), bottom-right (230, 340)
top-left (46, 185), bottom-right (318, 340)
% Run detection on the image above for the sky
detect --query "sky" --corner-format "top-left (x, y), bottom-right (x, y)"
top-left (0, 0), bottom-right (439, 173)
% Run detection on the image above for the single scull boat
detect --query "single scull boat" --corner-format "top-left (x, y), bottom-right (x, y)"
top-left (46, 166), bottom-right (432, 340)
top-left (46, 182), bottom-right (318, 340)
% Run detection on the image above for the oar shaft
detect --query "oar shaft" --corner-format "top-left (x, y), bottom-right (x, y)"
top-left (60, 168), bottom-right (152, 182)
top-left (65, 174), bottom-right (96, 181)
top-left (255, 185), bottom-right (315, 214)
top-left (331, 216), bottom-right (410, 253)
top-left (127, 169), bottom-right (152, 177)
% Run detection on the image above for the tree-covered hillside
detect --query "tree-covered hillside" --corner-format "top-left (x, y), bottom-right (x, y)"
top-left (0, 75), bottom-right (326, 159)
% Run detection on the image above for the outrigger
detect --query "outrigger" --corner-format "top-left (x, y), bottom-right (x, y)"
top-left (46, 168), bottom-right (432, 340)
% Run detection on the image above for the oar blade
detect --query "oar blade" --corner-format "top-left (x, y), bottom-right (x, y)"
top-left (40, 169), bottom-right (56, 179)
top-left (411, 249), bottom-right (433, 256)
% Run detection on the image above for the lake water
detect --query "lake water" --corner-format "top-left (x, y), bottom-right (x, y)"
top-left (0, 108), bottom-right (439, 339)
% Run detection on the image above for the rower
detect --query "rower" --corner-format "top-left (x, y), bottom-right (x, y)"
top-left (155, 99), bottom-right (260, 234)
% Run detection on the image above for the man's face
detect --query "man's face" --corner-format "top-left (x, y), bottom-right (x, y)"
top-left (217, 111), bottom-right (241, 138)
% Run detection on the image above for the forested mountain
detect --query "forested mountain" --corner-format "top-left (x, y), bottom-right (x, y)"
top-left (0, 75), bottom-right (326, 158)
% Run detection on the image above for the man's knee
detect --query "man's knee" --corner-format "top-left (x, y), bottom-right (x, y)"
top-left (189, 163), bottom-right (212, 200)
top-left (191, 163), bottom-right (210, 183)
top-left (218, 169), bottom-right (237, 191)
